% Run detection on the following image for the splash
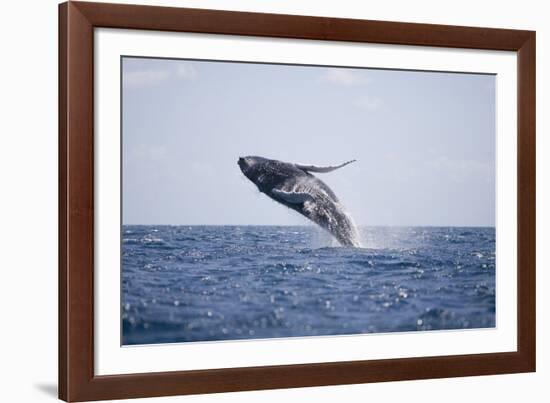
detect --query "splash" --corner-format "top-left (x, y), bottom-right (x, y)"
top-left (342, 209), bottom-right (362, 248)
top-left (303, 198), bottom-right (361, 248)
top-left (336, 205), bottom-right (362, 248)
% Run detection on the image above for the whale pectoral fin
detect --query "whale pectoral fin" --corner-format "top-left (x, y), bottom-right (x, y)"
top-left (296, 159), bottom-right (356, 173)
top-left (271, 189), bottom-right (314, 204)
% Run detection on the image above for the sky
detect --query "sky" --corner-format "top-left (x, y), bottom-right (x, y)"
top-left (122, 57), bottom-right (495, 226)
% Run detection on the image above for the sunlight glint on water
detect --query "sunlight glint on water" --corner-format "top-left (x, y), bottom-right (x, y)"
top-left (122, 225), bottom-right (495, 345)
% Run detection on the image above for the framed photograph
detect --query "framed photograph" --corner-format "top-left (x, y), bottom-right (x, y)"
top-left (59, 1), bottom-right (536, 401)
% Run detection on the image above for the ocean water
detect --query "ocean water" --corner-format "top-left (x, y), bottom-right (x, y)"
top-left (122, 226), bottom-right (495, 345)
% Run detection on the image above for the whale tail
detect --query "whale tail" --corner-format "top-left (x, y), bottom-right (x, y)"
top-left (296, 159), bottom-right (356, 174)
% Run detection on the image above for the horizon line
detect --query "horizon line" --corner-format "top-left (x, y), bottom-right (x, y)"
top-left (122, 223), bottom-right (496, 228)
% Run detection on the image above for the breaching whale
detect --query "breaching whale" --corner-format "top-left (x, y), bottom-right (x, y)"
top-left (238, 156), bottom-right (360, 247)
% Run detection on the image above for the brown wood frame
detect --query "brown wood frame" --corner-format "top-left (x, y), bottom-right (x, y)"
top-left (59, 1), bottom-right (536, 401)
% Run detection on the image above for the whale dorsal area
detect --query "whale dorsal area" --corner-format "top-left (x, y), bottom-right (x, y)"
top-left (295, 159), bottom-right (356, 173)
top-left (271, 189), bottom-right (314, 204)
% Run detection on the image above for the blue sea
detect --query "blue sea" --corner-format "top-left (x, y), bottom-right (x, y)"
top-left (122, 226), bottom-right (495, 345)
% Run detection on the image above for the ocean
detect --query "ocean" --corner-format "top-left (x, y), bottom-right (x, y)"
top-left (122, 225), bottom-right (495, 345)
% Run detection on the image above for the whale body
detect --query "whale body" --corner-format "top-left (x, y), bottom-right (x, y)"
top-left (238, 156), bottom-right (360, 247)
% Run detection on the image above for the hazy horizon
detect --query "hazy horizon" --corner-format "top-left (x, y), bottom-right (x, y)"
top-left (122, 57), bottom-right (496, 227)
top-left (123, 223), bottom-right (496, 228)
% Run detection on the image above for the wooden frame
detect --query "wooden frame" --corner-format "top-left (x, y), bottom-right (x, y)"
top-left (59, 1), bottom-right (536, 401)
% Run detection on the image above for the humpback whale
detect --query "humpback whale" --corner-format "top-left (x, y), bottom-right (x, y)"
top-left (238, 156), bottom-right (360, 247)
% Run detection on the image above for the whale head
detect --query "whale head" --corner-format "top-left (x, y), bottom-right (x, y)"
top-left (238, 156), bottom-right (263, 177)
top-left (238, 156), bottom-right (300, 193)
top-left (238, 156), bottom-right (271, 183)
